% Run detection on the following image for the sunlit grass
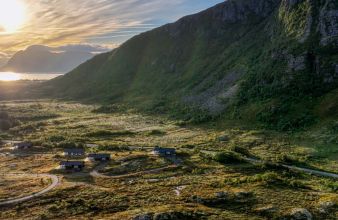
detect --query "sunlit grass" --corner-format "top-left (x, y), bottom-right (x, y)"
top-left (1, 101), bottom-right (338, 219)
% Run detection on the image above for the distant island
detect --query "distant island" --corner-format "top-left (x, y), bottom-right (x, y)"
top-left (1, 45), bottom-right (110, 73)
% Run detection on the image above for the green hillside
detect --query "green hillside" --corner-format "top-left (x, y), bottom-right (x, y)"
top-left (43, 0), bottom-right (338, 130)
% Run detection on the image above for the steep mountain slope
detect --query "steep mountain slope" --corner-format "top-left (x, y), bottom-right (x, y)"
top-left (1, 45), bottom-right (97, 73)
top-left (44, 0), bottom-right (338, 129)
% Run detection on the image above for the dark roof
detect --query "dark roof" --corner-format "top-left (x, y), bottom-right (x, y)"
top-left (87, 153), bottom-right (110, 158)
top-left (60, 161), bottom-right (84, 166)
top-left (154, 147), bottom-right (176, 153)
top-left (64, 148), bottom-right (85, 153)
top-left (14, 142), bottom-right (33, 147)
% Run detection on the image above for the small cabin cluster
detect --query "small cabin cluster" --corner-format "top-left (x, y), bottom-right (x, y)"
top-left (59, 148), bottom-right (111, 171)
top-left (153, 147), bottom-right (176, 157)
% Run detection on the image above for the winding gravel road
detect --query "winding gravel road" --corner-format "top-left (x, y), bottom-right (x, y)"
top-left (201, 150), bottom-right (338, 179)
top-left (0, 173), bottom-right (59, 206)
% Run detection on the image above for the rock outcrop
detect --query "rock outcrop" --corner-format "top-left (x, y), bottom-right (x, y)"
top-left (318, 0), bottom-right (338, 46)
top-left (287, 208), bottom-right (313, 220)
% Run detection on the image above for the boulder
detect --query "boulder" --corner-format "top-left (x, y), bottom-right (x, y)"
top-left (254, 205), bottom-right (277, 216)
top-left (317, 201), bottom-right (335, 214)
top-left (289, 208), bottom-right (313, 220)
top-left (215, 191), bottom-right (229, 199)
top-left (191, 192), bottom-right (230, 206)
top-left (218, 135), bottom-right (230, 142)
top-left (234, 191), bottom-right (254, 200)
top-left (190, 195), bottom-right (205, 204)
top-left (133, 213), bottom-right (153, 220)
top-left (318, 0), bottom-right (338, 46)
top-left (154, 212), bottom-right (175, 220)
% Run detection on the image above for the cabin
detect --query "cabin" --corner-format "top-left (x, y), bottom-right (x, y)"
top-left (87, 153), bottom-right (111, 162)
top-left (60, 161), bottom-right (85, 170)
top-left (13, 142), bottom-right (33, 150)
top-left (153, 147), bottom-right (176, 156)
top-left (63, 148), bottom-right (85, 156)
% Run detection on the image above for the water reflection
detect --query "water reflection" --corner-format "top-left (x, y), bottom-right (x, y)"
top-left (0, 72), bottom-right (63, 81)
top-left (0, 72), bottom-right (20, 81)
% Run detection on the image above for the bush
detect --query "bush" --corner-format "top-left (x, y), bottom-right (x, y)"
top-left (229, 146), bottom-right (252, 157)
top-left (257, 103), bottom-right (316, 131)
top-left (0, 119), bottom-right (11, 131)
top-left (321, 179), bottom-right (338, 192)
top-left (146, 129), bottom-right (166, 136)
top-left (213, 151), bottom-right (243, 164)
top-left (225, 171), bottom-right (307, 188)
top-left (273, 154), bottom-right (308, 167)
top-left (0, 111), bottom-right (9, 119)
top-left (57, 141), bottom-right (77, 148)
top-left (86, 130), bottom-right (134, 137)
top-left (328, 121), bottom-right (338, 134)
top-left (92, 104), bottom-right (122, 114)
top-left (169, 104), bottom-right (215, 124)
top-left (48, 135), bottom-right (66, 142)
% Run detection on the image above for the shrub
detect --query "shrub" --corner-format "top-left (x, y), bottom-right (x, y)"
top-left (213, 151), bottom-right (243, 164)
top-left (57, 141), bottom-right (77, 148)
top-left (42, 143), bottom-right (54, 148)
top-left (48, 204), bottom-right (59, 213)
top-left (0, 111), bottom-right (9, 119)
top-left (169, 104), bottom-right (215, 124)
top-left (273, 154), bottom-right (308, 166)
top-left (48, 135), bottom-right (66, 142)
top-left (321, 179), bottom-right (338, 192)
top-left (92, 104), bottom-right (122, 114)
top-left (146, 129), bottom-right (166, 136)
top-left (229, 146), bottom-right (252, 157)
top-left (328, 121), bottom-right (338, 134)
top-left (0, 119), bottom-right (11, 131)
top-left (225, 171), bottom-right (307, 188)
top-left (86, 130), bottom-right (134, 137)
top-left (256, 100), bottom-right (317, 131)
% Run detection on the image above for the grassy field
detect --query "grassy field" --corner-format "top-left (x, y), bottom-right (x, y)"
top-left (0, 100), bottom-right (337, 219)
top-left (0, 175), bottom-right (49, 202)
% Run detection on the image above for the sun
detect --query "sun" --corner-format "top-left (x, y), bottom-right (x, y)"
top-left (0, 0), bottom-right (27, 33)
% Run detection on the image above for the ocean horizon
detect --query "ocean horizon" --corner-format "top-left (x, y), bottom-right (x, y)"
top-left (0, 71), bottom-right (64, 81)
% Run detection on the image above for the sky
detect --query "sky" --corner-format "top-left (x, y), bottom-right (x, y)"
top-left (0, 0), bottom-right (224, 65)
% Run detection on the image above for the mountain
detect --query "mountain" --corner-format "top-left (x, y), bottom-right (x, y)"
top-left (43, 0), bottom-right (338, 130)
top-left (1, 45), bottom-right (107, 73)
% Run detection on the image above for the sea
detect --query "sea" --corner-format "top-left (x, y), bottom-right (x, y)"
top-left (0, 72), bottom-right (64, 81)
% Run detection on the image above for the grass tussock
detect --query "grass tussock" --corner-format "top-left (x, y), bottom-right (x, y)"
top-left (85, 130), bottom-right (135, 138)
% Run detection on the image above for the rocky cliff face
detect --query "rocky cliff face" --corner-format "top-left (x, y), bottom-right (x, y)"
top-left (206, 0), bottom-right (280, 22)
top-left (318, 0), bottom-right (338, 46)
top-left (43, 0), bottom-right (338, 124)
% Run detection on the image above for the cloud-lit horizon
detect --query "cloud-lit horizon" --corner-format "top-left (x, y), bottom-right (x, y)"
top-left (0, 0), bottom-right (224, 65)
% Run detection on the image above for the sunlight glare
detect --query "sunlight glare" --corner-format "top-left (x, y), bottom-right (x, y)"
top-left (0, 0), bottom-right (27, 33)
top-left (0, 72), bottom-right (21, 81)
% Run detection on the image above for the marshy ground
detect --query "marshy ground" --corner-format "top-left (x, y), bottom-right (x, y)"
top-left (0, 100), bottom-right (337, 219)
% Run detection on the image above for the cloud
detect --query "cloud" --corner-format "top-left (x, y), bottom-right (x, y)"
top-left (0, 51), bottom-right (10, 67)
top-left (0, 0), bottom-right (223, 56)
top-left (54, 44), bottom-right (112, 53)
top-left (22, 44), bottom-right (113, 55)
top-left (0, 52), bottom-right (9, 58)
